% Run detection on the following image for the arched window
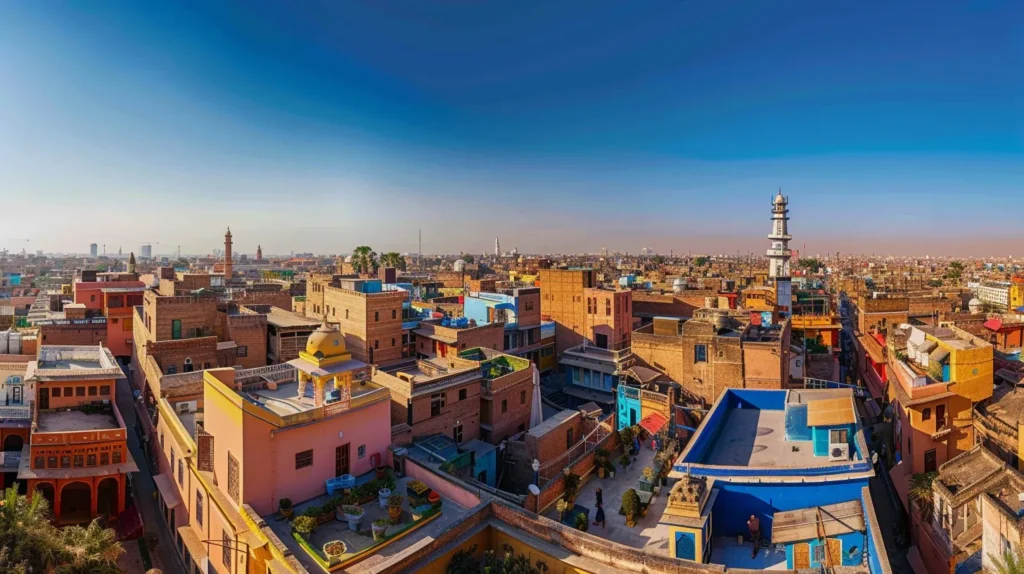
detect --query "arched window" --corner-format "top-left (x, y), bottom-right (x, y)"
top-left (183, 358), bottom-right (194, 373)
top-left (167, 364), bottom-right (177, 375)
top-left (922, 408), bottom-right (931, 421)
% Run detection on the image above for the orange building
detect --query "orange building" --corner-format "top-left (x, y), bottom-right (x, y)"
top-left (538, 268), bottom-right (633, 355)
top-left (19, 346), bottom-right (138, 525)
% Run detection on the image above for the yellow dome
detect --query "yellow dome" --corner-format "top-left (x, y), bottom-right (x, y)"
top-left (305, 322), bottom-right (346, 359)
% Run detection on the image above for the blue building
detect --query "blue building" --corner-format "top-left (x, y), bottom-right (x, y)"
top-left (462, 288), bottom-right (556, 372)
top-left (664, 388), bottom-right (889, 572)
top-left (407, 434), bottom-right (498, 488)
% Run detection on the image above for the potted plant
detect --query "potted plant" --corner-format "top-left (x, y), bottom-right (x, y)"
top-left (278, 498), bottom-right (293, 518)
top-left (427, 490), bottom-right (441, 509)
top-left (292, 515), bottom-right (317, 536)
top-left (407, 480), bottom-right (430, 506)
top-left (372, 518), bottom-right (389, 541)
top-left (563, 473), bottom-right (581, 503)
top-left (607, 461), bottom-right (616, 479)
top-left (378, 486), bottom-right (392, 509)
top-left (556, 498), bottom-right (569, 522)
top-left (342, 505), bottom-right (363, 531)
top-left (376, 465), bottom-right (390, 479)
top-left (619, 453), bottom-right (631, 471)
top-left (574, 512), bottom-right (589, 532)
top-left (388, 493), bottom-right (403, 524)
top-left (595, 447), bottom-right (610, 465)
top-left (622, 489), bottom-right (641, 528)
top-left (323, 540), bottom-right (346, 566)
top-left (642, 466), bottom-right (655, 482)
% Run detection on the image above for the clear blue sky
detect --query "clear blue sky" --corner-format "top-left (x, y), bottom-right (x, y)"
top-left (1, 1), bottom-right (1021, 256)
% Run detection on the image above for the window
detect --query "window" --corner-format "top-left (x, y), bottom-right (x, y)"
top-left (392, 310), bottom-right (397, 320)
top-left (375, 311), bottom-right (379, 322)
top-left (87, 454), bottom-right (96, 466)
top-left (167, 365), bottom-right (177, 375)
top-left (501, 399), bottom-right (508, 413)
top-left (391, 338), bottom-right (396, 347)
top-left (76, 386), bottom-right (85, 397)
top-left (237, 346), bottom-right (247, 357)
top-left (459, 388), bottom-right (467, 401)
top-left (567, 428), bottom-right (574, 449)
top-left (52, 387), bottom-right (61, 397)
top-left (196, 491), bottom-right (204, 527)
top-left (519, 423), bottom-right (526, 433)
top-left (47, 456), bottom-right (57, 468)
top-left (171, 448), bottom-right (176, 472)
top-left (453, 424), bottom-right (463, 444)
top-left (61, 456), bottom-right (70, 468)
top-left (113, 450), bottom-right (122, 464)
top-left (88, 386), bottom-right (97, 396)
top-left (64, 386), bottom-right (72, 396)
top-left (430, 393), bottom-right (446, 416)
top-left (90, 294), bottom-right (95, 302)
top-left (814, 545), bottom-right (824, 563)
top-left (345, 309), bottom-right (349, 319)
top-left (357, 445), bottom-right (366, 459)
top-left (525, 300), bottom-right (534, 311)
top-left (183, 358), bottom-right (194, 373)
top-left (204, 362), bottom-right (211, 369)
top-left (100, 385), bottom-right (110, 396)
top-left (159, 432), bottom-right (164, 448)
top-left (222, 530), bottom-right (232, 568)
top-left (374, 340), bottom-right (379, 349)
top-left (606, 299), bottom-right (612, 316)
top-left (937, 404), bottom-right (946, 428)
top-left (295, 449), bottom-right (313, 469)
top-left (74, 455), bottom-right (84, 468)
top-left (34, 456), bottom-right (43, 469)
top-left (521, 390), bottom-right (526, 404)
top-left (172, 319), bottom-right (182, 340)
top-left (228, 453), bottom-right (239, 503)
top-left (922, 408), bottom-right (931, 421)
top-left (100, 452), bottom-right (109, 465)
top-left (178, 459), bottom-right (184, 486)
top-left (830, 429), bottom-right (849, 443)
top-left (694, 344), bottom-right (707, 363)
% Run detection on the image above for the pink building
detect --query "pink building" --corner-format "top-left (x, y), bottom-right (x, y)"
top-left (73, 280), bottom-right (145, 360)
top-left (151, 323), bottom-right (393, 573)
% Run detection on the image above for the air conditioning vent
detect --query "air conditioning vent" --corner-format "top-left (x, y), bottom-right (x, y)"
top-left (829, 443), bottom-right (850, 461)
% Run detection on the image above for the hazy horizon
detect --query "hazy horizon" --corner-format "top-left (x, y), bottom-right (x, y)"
top-left (2, 2), bottom-right (1021, 257)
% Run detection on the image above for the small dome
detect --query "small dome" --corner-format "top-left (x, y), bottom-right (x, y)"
top-left (454, 259), bottom-right (467, 272)
top-left (344, 254), bottom-right (354, 263)
top-left (774, 192), bottom-right (786, 205)
top-left (305, 322), bottom-right (346, 358)
top-left (968, 298), bottom-right (983, 313)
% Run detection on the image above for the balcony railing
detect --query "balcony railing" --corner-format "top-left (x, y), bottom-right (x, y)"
top-left (0, 451), bottom-right (21, 469)
top-left (0, 405), bottom-right (31, 420)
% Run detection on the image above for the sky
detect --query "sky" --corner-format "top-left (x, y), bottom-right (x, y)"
top-left (1, 1), bottom-right (1022, 257)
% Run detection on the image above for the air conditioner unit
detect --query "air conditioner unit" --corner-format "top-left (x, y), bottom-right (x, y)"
top-left (177, 402), bottom-right (190, 414)
top-left (829, 443), bottom-right (850, 461)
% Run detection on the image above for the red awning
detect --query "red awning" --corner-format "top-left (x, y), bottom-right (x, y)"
top-left (984, 318), bottom-right (1003, 331)
top-left (638, 412), bottom-right (668, 435)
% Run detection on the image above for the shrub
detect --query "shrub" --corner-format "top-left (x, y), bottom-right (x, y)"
top-left (621, 489), bottom-right (641, 522)
top-left (301, 506), bottom-right (320, 519)
top-left (642, 466), bottom-right (655, 482)
top-left (388, 494), bottom-right (404, 507)
top-left (575, 512), bottom-right (589, 532)
top-left (343, 505), bottom-right (364, 517)
top-left (563, 473), bottom-right (581, 501)
top-left (292, 516), bottom-right (317, 535)
top-left (372, 518), bottom-right (390, 527)
top-left (619, 427), bottom-right (634, 448)
top-left (619, 454), bottom-right (630, 468)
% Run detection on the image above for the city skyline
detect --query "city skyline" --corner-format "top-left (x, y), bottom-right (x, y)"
top-left (2, 1), bottom-right (1022, 256)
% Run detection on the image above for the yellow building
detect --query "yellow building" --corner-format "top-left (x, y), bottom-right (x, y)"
top-left (660, 475), bottom-right (715, 563)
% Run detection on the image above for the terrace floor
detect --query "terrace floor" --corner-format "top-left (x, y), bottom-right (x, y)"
top-left (37, 409), bottom-right (119, 432)
top-left (709, 536), bottom-right (788, 570)
top-left (543, 447), bottom-right (674, 553)
top-left (266, 476), bottom-right (469, 574)
top-left (701, 409), bottom-right (817, 467)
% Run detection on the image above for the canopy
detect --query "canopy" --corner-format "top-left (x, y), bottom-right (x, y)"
top-left (638, 412), bottom-right (668, 436)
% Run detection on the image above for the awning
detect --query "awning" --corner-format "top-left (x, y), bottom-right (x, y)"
top-left (153, 473), bottom-right (183, 508)
top-left (928, 347), bottom-right (950, 364)
top-left (984, 318), bottom-right (1004, 332)
top-left (638, 412), bottom-right (668, 435)
top-left (178, 525), bottom-right (209, 562)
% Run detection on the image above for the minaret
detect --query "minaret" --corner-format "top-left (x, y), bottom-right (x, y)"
top-left (256, 244), bottom-right (263, 261)
top-left (495, 237), bottom-right (500, 258)
top-left (224, 227), bottom-right (233, 278)
top-left (127, 252), bottom-right (137, 274)
top-left (768, 191), bottom-right (792, 318)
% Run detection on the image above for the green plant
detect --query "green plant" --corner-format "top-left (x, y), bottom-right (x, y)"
top-left (447, 544), bottom-right (480, 574)
top-left (562, 473), bottom-right (581, 501)
top-left (909, 472), bottom-right (938, 521)
top-left (574, 512), bottom-right (589, 532)
top-left (292, 516), bottom-right (317, 535)
top-left (641, 466), bottom-right (655, 482)
top-left (279, 498), bottom-right (293, 510)
top-left (301, 506), bottom-right (320, 519)
top-left (388, 494), bottom-right (404, 507)
top-left (556, 498), bottom-right (569, 521)
top-left (323, 540), bottom-right (346, 557)
top-left (343, 505), bottom-right (363, 517)
top-left (619, 426), bottom-right (634, 448)
top-left (619, 453), bottom-right (630, 468)
top-left (621, 489), bottom-right (641, 525)
top-left (595, 447), bottom-right (610, 461)
top-left (373, 518), bottom-right (390, 527)
top-left (989, 549), bottom-right (1024, 574)
top-left (440, 462), bottom-right (455, 474)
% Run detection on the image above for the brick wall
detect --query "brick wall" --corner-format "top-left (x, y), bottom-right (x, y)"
top-left (527, 411), bottom-right (582, 465)
top-left (409, 378), bottom-right (480, 442)
top-left (39, 324), bottom-right (105, 347)
top-left (225, 314), bottom-right (267, 368)
top-left (484, 370), bottom-right (533, 445)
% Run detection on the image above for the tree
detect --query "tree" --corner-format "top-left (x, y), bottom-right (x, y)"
top-left (990, 549), bottom-right (1024, 574)
top-left (694, 256), bottom-right (709, 267)
top-left (928, 279), bottom-right (943, 288)
top-left (482, 551), bottom-right (539, 574)
top-left (56, 519), bottom-right (124, 573)
top-left (798, 258), bottom-right (824, 273)
top-left (380, 252), bottom-right (406, 271)
top-left (621, 488), bottom-right (641, 527)
top-left (460, 253), bottom-right (475, 264)
top-left (909, 471), bottom-right (938, 521)
top-left (351, 246), bottom-right (378, 275)
top-left (947, 260), bottom-right (964, 279)
top-left (447, 544), bottom-right (479, 574)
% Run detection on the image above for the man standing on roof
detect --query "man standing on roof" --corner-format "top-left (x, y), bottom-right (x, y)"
top-left (747, 514), bottom-right (761, 558)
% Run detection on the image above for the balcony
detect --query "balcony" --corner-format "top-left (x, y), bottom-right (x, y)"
top-left (0, 450), bottom-right (20, 469)
top-left (0, 405), bottom-right (32, 421)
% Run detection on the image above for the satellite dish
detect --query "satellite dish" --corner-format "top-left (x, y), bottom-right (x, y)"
top-left (527, 484), bottom-right (540, 496)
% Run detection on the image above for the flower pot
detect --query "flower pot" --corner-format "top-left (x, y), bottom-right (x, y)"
top-left (597, 466), bottom-right (606, 479)
top-left (280, 507), bottom-right (294, 518)
top-left (388, 505), bottom-right (402, 524)
top-left (343, 511), bottom-right (363, 531)
top-left (625, 517), bottom-right (636, 528)
top-left (609, 470), bottom-right (616, 479)
top-left (372, 522), bottom-right (387, 541)
top-left (427, 491), bottom-right (441, 508)
top-left (379, 488), bottom-right (392, 509)
top-left (376, 465), bottom-right (389, 479)
top-left (323, 541), bottom-right (346, 566)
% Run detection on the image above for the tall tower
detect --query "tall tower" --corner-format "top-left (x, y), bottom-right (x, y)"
top-left (768, 190), bottom-right (792, 318)
top-left (495, 237), bottom-right (500, 258)
top-left (256, 244), bottom-right (263, 261)
top-left (127, 252), bottom-right (137, 274)
top-left (224, 227), bottom-right (234, 278)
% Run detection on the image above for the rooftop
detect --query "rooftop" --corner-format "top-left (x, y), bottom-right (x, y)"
top-left (27, 346), bottom-right (123, 381)
top-left (241, 376), bottom-right (382, 417)
top-left (37, 407), bottom-right (120, 433)
top-left (264, 306), bottom-right (320, 329)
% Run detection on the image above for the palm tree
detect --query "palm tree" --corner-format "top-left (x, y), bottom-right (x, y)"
top-left (990, 549), bottom-right (1024, 574)
top-left (380, 252), bottom-right (406, 271)
top-left (909, 471), bottom-right (938, 521)
top-left (56, 518), bottom-right (124, 573)
top-left (351, 246), bottom-right (378, 275)
top-left (0, 485), bottom-right (59, 571)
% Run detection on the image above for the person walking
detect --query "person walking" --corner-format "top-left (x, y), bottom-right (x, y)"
top-left (593, 503), bottom-right (606, 529)
top-left (595, 487), bottom-right (603, 507)
top-left (747, 514), bottom-right (761, 558)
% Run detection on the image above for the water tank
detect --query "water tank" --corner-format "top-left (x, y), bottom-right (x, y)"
top-left (968, 298), bottom-right (983, 314)
top-left (672, 278), bottom-right (685, 293)
top-left (454, 259), bottom-right (467, 272)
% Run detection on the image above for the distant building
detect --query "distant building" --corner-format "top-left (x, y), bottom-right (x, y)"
top-left (304, 275), bottom-right (407, 365)
top-left (89, 243), bottom-right (98, 258)
top-left (140, 244), bottom-right (152, 259)
top-left (538, 268), bottom-right (634, 355)
top-left (977, 280), bottom-right (1024, 311)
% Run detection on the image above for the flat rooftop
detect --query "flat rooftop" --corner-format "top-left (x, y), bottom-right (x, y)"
top-left (29, 346), bottom-right (123, 380)
top-left (241, 379), bottom-right (382, 416)
top-left (700, 409), bottom-right (819, 467)
top-left (37, 409), bottom-right (119, 433)
top-left (265, 307), bottom-right (319, 329)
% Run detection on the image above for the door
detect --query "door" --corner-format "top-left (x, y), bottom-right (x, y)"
top-left (924, 449), bottom-right (937, 473)
top-left (595, 333), bottom-right (608, 349)
top-left (674, 531), bottom-right (696, 560)
top-left (12, 386), bottom-right (21, 405)
top-left (826, 538), bottom-right (842, 567)
top-left (171, 319), bottom-right (182, 340)
top-left (336, 444), bottom-right (350, 477)
top-left (38, 388), bottom-right (48, 410)
top-left (793, 542), bottom-right (810, 569)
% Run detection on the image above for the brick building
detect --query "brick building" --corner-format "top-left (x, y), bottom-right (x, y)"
top-left (539, 268), bottom-right (634, 355)
top-left (304, 275), bottom-right (407, 365)
top-left (853, 294), bottom-right (909, 336)
top-left (414, 320), bottom-right (503, 359)
top-left (630, 309), bottom-right (792, 406)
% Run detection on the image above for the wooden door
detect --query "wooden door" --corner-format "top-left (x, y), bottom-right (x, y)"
top-left (38, 388), bottom-right (48, 410)
top-left (336, 444), bottom-right (350, 477)
top-left (826, 538), bottom-right (842, 566)
top-left (793, 542), bottom-right (810, 569)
